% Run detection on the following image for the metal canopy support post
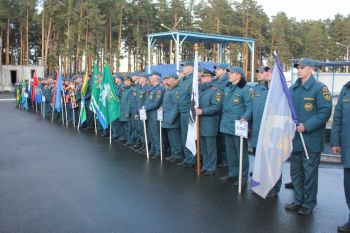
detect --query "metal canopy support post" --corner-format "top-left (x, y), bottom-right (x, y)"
top-left (332, 67), bottom-right (335, 96)
top-left (148, 36), bottom-right (151, 74)
top-left (247, 42), bottom-right (255, 83)
top-left (219, 44), bottom-right (224, 63)
top-left (176, 33), bottom-right (180, 72)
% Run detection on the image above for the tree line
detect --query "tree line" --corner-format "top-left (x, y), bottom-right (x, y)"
top-left (0, 0), bottom-right (350, 77)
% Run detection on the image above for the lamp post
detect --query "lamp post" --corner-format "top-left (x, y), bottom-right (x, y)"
top-left (336, 42), bottom-right (349, 73)
top-left (160, 17), bottom-right (183, 63)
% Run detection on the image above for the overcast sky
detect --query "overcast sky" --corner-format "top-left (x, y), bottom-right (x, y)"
top-left (254, 0), bottom-right (349, 21)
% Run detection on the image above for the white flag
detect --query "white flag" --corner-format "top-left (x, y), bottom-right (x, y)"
top-left (185, 51), bottom-right (199, 156)
top-left (251, 55), bottom-right (297, 198)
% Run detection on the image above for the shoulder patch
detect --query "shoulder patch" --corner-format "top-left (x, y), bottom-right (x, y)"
top-left (215, 92), bottom-right (222, 102)
top-left (322, 86), bottom-right (330, 101)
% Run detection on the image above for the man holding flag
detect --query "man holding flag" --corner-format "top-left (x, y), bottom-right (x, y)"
top-left (286, 58), bottom-right (332, 215)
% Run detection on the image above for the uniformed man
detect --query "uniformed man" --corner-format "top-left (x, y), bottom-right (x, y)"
top-left (162, 73), bottom-right (183, 162)
top-left (111, 73), bottom-right (124, 140)
top-left (134, 73), bottom-right (150, 154)
top-left (219, 66), bottom-right (252, 186)
top-left (285, 58), bottom-right (332, 215)
top-left (196, 68), bottom-right (223, 175)
top-left (177, 61), bottom-right (196, 168)
top-left (331, 81), bottom-right (350, 232)
top-left (213, 63), bottom-right (229, 168)
top-left (145, 71), bottom-right (164, 159)
top-left (118, 75), bottom-right (133, 144)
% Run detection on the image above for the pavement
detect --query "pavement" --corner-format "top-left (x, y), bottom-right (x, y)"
top-left (0, 94), bottom-right (348, 233)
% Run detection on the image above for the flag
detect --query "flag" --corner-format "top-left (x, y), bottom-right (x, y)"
top-left (79, 72), bottom-right (90, 125)
top-left (97, 64), bottom-right (120, 129)
top-left (251, 54), bottom-right (299, 198)
top-left (35, 84), bottom-right (43, 104)
top-left (89, 63), bottom-right (100, 114)
top-left (32, 72), bottom-right (38, 101)
top-left (55, 73), bottom-right (63, 112)
top-left (185, 51), bottom-right (199, 155)
top-left (21, 80), bottom-right (28, 110)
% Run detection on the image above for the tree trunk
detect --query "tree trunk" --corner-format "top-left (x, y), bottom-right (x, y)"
top-left (41, 9), bottom-right (45, 68)
top-left (127, 46), bottom-right (131, 72)
top-left (26, 9), bottom-right (29, 65)
top-left (109, 19), bottom-right (113, 71)
top-left (76, 3), bottom-right (83, 74)
top-left (20, 28), bottom-right (23, 65)
top-left (116, 4), bottom-right (124, 72)
top-left (44, 17), bottom-right (52, 73)
top-left (6, 18), bottom-right (10, 65)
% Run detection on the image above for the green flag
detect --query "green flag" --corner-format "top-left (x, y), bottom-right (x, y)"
top-left (79, 72), bottom-right (89, 125)
top-left (97, 64), bottom-right (120, 129)
top-left (89, 63), bottom-right (100, 114)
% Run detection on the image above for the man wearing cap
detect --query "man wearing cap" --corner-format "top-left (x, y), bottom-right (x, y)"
top-left (177, 61), bottom-right (196, 167)
top-left (331, 81), bottom-right (350, 232)
top-left (126, 72), bottom-right (140, 147)
top-left (213, 63), bottom-right (229, 169)
top-left (161, 73), bottom-right (183, 162)
top-left (145, 71), bottom-right (164, 159)
top-left (111, 73), bottom-right (124, 140)
top-left (285, 58), bottom-right (332, 215)
top-left (132, 73), bottom-right (150, 153)
top-left (195, 68), bottom-right (223, 175)
top-left (118, 75), bottom-right (133, 144)
top-left (219, 66), bottom-right (252, 186)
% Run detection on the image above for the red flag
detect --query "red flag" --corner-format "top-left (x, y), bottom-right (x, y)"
top-left (32, 72), bottom-right (38, 100)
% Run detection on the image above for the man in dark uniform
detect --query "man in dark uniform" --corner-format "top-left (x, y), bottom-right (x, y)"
top-left (285, 58), bottom-right (332, 215)
top-left (331, 81), bottom-right (350, 232)
top-left (196, 68), bottom-right (223, 175)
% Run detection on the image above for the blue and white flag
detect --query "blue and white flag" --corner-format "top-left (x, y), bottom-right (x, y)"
top-left (186, 51), bottom-right (199, 156)
top-left (55, 73), bottom-right (63, 112)
top-left (251, 54), bottom-right (299, 198)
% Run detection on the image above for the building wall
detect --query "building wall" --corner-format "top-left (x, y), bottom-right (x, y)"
top-left (0, 65), bottom-right (45, 91)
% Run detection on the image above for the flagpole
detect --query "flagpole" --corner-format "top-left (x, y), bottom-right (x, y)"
top-left (63, 90), bottom-right (68, 127)
top-left (72, 109), bottom-right (76, 128)
top-left (51, 99), bottom-right (55, 122)
top-left (160, 121), bottom-right (163, 162)
top-left (143, 119), bottom-right (149, 159)
top-left (77, 107), bottom-right (81, 131)
top-left (61, 98), bottom-right (64, 126)
top-left (109, 123), bottom-right (112, 144)
top-left (43, 102), bottom-right (45, 119)
top-left (94, 113), bottom-right (97, 134)
top-left (196, 115), bottom-right (201, 177)
top-left (238, 136), bottom-right (243, 194)
top-left (299, 132), bottom-right (310, 160)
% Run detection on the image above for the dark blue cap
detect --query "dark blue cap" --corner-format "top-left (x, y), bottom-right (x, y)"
top-left (148, 71), bottom-right (162, 77)
top-left (228, 66), bottom-right (245, 79)
top-left (181, 61), bottom-right (194, 67)
top-left (163, 73), bottom-right (179, 80)
top-left (138, 72), bottom-right (148, 78)
top-left (199, 67), bottom-right (215, 77)
top-left (214, 63), bottom-right (229, 70)
top-left (293, 58), bottom-right (316, 68)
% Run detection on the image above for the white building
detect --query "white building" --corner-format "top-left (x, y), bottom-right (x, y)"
top-left (0, 65), bottom-right (45, 92)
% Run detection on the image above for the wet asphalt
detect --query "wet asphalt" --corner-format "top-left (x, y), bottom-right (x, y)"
top-left (0, 95), bottom-right (347, 233)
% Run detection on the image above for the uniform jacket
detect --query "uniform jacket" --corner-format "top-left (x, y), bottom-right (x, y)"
top-left (251, 82), bottom-right (268, 147)
top-left (119, 85), bottom-right (132, 122)
top-left (331, 81), bottom-right (350, 167)
top-left (199, 83), bottom-right (223, 137)
top-left (162, 85), bottom-right (180, 129)
top-left (220, 79), bottom-right (252, 136)
top-left (178, 73), bottom-right (193, 113)
top-left (289, 75), bottom-right (332, 152)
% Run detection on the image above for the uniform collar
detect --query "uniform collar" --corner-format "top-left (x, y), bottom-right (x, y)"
top-left (293, 75), bottom-right (315, 90)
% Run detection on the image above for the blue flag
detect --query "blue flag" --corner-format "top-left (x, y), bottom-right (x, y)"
top-left (55, 73), bottom-right (63, 112)
top-left (35, 84), bottom-right (43, 104)
top-left (251, 54), bottom-right (298, 198)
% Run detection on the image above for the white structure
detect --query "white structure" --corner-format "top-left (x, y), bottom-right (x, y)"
top-left (0, 65), bottom-right (44, 92)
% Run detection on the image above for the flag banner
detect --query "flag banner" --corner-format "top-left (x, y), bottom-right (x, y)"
top-left (35, 84), bottom-right (43, 104)
top-left (55, 73), bottom-right (63, 112)
top-left (21, 80), bottom-right (28, 110)
top-left (251, 54), bottom-right (299, 198)
top-left (79, 99), bottom-right (87, 125)
top-left (97, 64), bottom-right (120, 129)
top-left (32, 72), bottom-right (38, 101)
top-left (186, 51), bottom-right (199, 156)
top-left (89, 63), bottom-right (100, 114)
